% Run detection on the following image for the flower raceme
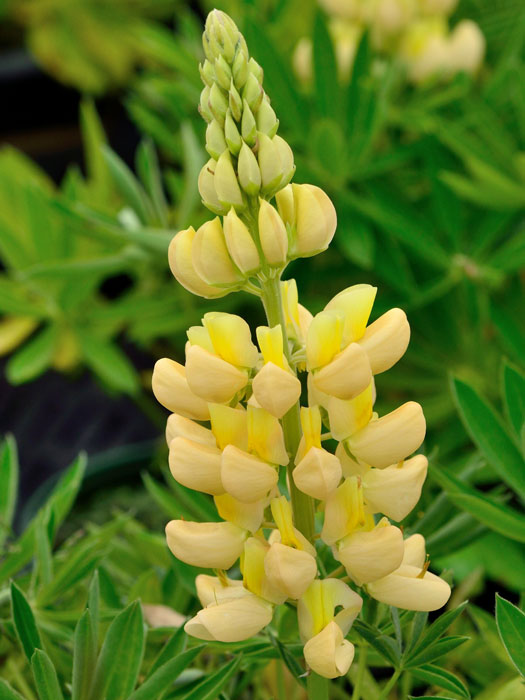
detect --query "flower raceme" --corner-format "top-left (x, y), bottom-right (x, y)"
top-left (151, 9), bottom-right (451, 682)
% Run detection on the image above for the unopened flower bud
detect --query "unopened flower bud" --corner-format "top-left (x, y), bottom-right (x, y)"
top-left (242, 72), bottom-right (263, 112)
top-left (203, 9), bottom-right (240, 63)
top-left (152, 358), bottom-right (209, 420)
top-left (357, 308), bottom-right (410, 374)
top-left (199, 60), bottom-right (215, 87)
top-left (185, 592), bottom-right (273, 642)
top-left (169, 437), bottom-right (224, 495)
top-left (290, 184), bottom-right (337, 258)
top-left (304, 621), bottom-right (355, 679)
top-left (206, 119), bottom-right (227, 160)
top-left (229, 80), bottom-right (243, 121)
top-left (264, 542), bottom-right (317, 599)
top-left (368, 564), bottom-right (451, 612)
top-left (275, 184), bottom-right (295, 227)
top-left (313, 342), bottom-right (372, 400)
top-left (166, 413), bottom-right (215, 447)
top-left (165, 519), bottom-right (247, 569)
top-left (362, 455), bottom-right (428, 521)
top-left (347, 401), bottom-right (426, 469)
top-left (258, 199), bottom-right (288, 265)
top-left (168, 227), bottom-right (228, 298)
top-left (185, 344), bottom-right (248, 403)
top-left (257, 98), bottom-right (279, 137)
top-left (214, 150), bottom-right (245, 210)
top-left (238, 142), bottom-right (261, 195)
top-left (221, 445), bottom-right (278, 502)
top-left (208, 82), bottom-right (228, 125)
top-left (336, 519), bottom-right (404, 585)
top-left (198, 159), bottom-right (227, 215)
top-left (223, 208), bottom-right (260, 274)
top-left (232, 49), bottom-right (249, 88)
top-left (252, 363), bottom-right (301, 418)
top-left (248, 57), bottom-right (264, 82)
top-left (224, 110), bottom-right (242, 156)
top-left (199, 86), bottom-right (213, 123)
top-left (258, 132), bottom-right (284, 195)
top-left (273, 135), bottom-right (295, 189)
top-left (214, 54), bottom-right (232, 90)
top-left (241, 101), bottom-right (257, 146)
top-left (449, 20), bottom-right (485, 75)
top-left (192, 217), bottom-right (242, 286)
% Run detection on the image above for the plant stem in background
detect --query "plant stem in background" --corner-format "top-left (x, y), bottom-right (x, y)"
top-left (260, 274), bottom-right (315, 542)
top-left (307, 670), bottom-right (330, 700)
top-left (351, 645), bottom-right (368, 700)
top-left (378, 668), bottom-right (402, 700)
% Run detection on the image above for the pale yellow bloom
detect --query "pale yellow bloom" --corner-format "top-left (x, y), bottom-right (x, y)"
top-left (357, 308), bottom-right (410, 374)
top-left (203, 312), bottom-right (259, 367)
top-left (169, 437), bottom-right (224, 495)
top-left (165, 520), bottom-right (247, 569)
top-left (304, 621), bottom-right (355, 679)
top-left (324, 284), bottom-right (377, 345)
top-left (313, 342), bottom-right (372, 400)
top-left (168, 227), bottom-right (227, 299)
top-left (185, 344), bottom-right (248, 403)
top-left (247, 406), bottom-right (289, 465)
top-left (360, 455), bottom-right (428, 521)
top-left (214, 492), bottom-right (268, 533)
top-left (192, 217), bottom-right (243, 286)
top-left (402, 533), bottom-right (426, 567)
top-left (321, 476), bottom-right (371, 545)
top-left (185, 592), bottom-right (273, 642)
top-left (271, 496), bottom-right (317, 557)
top-left (258, 199), bottom-right (288, 265)
top-left (448, 20), bottom-right (485, 75)
top-left (264, 541), bottom-right (317, 599)
top-left (152, 358), bottom-right (210, 421)
top-left (223, 207), bottom-right (260, 274)
top-left (165, 413), bottom-right (216, 447)
top-left (293, 407), bottom-right (342, 499)
top-left (367, 563), bottom-right (451, 611)
top-left (335, 518), bottom-right (404, 585)
top-left (195, 573), bottom-right (244, 607)
top-left (209, 403), bottom-right (248, 451)
top-left (221, 445), bottom-right (279, 502)
top-left (242, 537), bottom-right (287, 604)
top-left (284, 183), bottom-right (337, 258)
top-left (328, 382), bottom-right (374, 442)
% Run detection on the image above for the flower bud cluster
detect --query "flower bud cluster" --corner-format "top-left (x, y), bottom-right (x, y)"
top-left (294, 0), bottom-right (485, 85)
top-left (152, 282), bottom-right (451, 678)
top-left (198, 10), bottom-right (295, 215)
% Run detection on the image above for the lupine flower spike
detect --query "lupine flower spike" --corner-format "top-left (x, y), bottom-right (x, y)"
top-left (152, 9), bottom-right (451, 682)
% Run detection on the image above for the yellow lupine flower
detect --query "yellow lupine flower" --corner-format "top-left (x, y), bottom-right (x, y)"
top-left (293, 407), bottom-right (342, 499)
top-left (241, 537), bottom-right (287, 604)
top-left (152, 358), bottom-right (210, 421)
top-left (214, 492), bottom-right (268, 533)
top-left (169, 437), bottom-right (224, 495)
top-left (252, 326), bottom-right (301, 418)
top-left (357, 307), bottom-right (410, 374)
top-left (168, 227), bottom-right (228, 299)
top-left (221, 445), bottom-right (279, 502)
top-left (203, 312), bottom-right (259, 368)
top-left (209, 403), bottom-right (248, 451)
top-left (165, 413), bottom-right (216, 447)
top-left (192, 217), bottom-right (243, 286)
top-left (185, 591), bottom-right (273, 642)
top-left (264, 541), bottom-right (317, 600)
top-left (185, 343), bottom-right (248, 403)
top-left (223, 207), bottom-right (260, 275)
top-left (165, 520), bottom-right (247, 569)
top-left (321, 476), bottom-right (372, 546)
top-left (247, 406), bottom-right (289, 465)
top-left (328, 382), bottom-right (374, 442)
top-left (324, 283), bottom-right (377, 345)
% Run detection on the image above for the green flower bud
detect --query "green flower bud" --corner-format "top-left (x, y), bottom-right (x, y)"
top-left (199, 86), bottom-right (213, 123)
top-left (248, 57), bottom-right (264, 83)
top-left (241, 100), bottom-right (257, 146)
top-left (242, 73), bottom-right (263, 113)
top-left (215, 150), bottom-right (245, 211)
top-left (214, 54), bottom-right (232, 90)
top-left (209, 83), bottom-right (228, 125)
top-left (206, 120), bottom-right (227, 160)
top-left (273, 135), bottom-right (295, 189)
top-left (199, 60), bottom-right (215, 87)
top-left (232, 49), bottom-right (249, 89)
top-left (238, 142), bottom-right (261, 196)
top-left (198, 159), bottom-right (228, 216)
top-left (257, 132), bottom-right (284, 195)
top-left (256, 98), bottom-right (279, 138)
top-left (225, 110), bottom-right (242, 156)
top-left (203, 10), bottom-right (239, 63)
top-left (229, 80), bottom-right (243, 122)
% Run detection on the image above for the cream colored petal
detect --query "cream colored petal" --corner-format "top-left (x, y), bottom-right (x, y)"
top-left (335, 442), bottom-right (369, 478)
top-left (298, 578), bottom-right (362, 642)
top-left (195, 574), bottom-right (245, 607)
top-left (247, 406), bottom-right (289, 465)
top-left (165, 520), bottom-right (246, 569)
top-left (223, 207), bottom-right (260, 274)
top-left (258, 198), bottom-right (288, 265)
top-left (152, 358), bottom-right (210, 421)
top-left (221, 445), bottom-right (278, 503)
top-left (303, 622), bottom-right (355, 679)
top-left (293, 447), bottom-right (342, 500)
top-left (357, 308), bottom-right (410, 374)
top-left (348, 402), bottom-right (426, 469)
top-left (307, 372), bottom-right (331, 410)
top-left (314, 342), bottom-right (372, 400)
top-left (204, 312), bottom-right (259, 368)
top-left (264, 543), bottom-right (317, 600)
top-left (402, 534), bottom-right (426, 568)
top-left (291, 183), bottom-right (337, 258)
top-left (192, 217), bottom-right (243, 286)
top-left (185, 594), bottom-right (273, 642)
top-left (362, 455), bottom-right (428, 521)
top-left (185, 344), bottom-right (248, 403)
top-left (168, 227), bottom-right (227, 299)
top-left (209, 403), bottom-right (248, 451)
top-left (368, 564), bottom-right (451, 612)
top-left (142, 605), bottom-right (185, 628)
top-left (325, 284), bottom-right (377, 344)
top-left (336, 522), bottom-right (404, 586)
top-left (252, 363), bottom-right (302, 418)
top-left (328, 383), bottom-right (374, 442)
top-left (166, 413), bottom-right (216, 447)
top-left (214, 492), bottom-right (266, 533)
top-left (169, 436), bottom-right (224, 495)
top-left (306, 310), bottom-right (343, 371)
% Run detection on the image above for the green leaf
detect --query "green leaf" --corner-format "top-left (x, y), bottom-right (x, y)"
top-left (11, 581), bottom-right (42, 662)
top-left (0, 435), bottom-right (18, 547)
top-left (411, 664), bottom-right (470, 698)
top-left (89, 601), bottom-right (145, 700)
top-left (178, 655), bottom-right (242, 700)
top-left (79, 99), bottom-right (110, 197)
top-left (135, 139), bottom-right (168, 227)
top-left (502, 361), bottom-right (525, 438)
top-left (353, 619), bottom-right (400, 666)
top-left (5, 325), bottom-right (57, 384)
top-left (0, 679), bottom-right (27, 699)
top-left (451, 377), bottom-right (525, 500)
top-left (407, 602), bottom-right (467, 664)
top-left (409, 696), bottom-right (456, 700)
top-left (88, 571), bottom-right (100, 648)
top-left (102, 146), bottom-right (154, 224)
top-left (77, 331), bottom-right (139, 395)
top-left (31, 649), bottom-right (64, 700)
top-left (495, 594), bottom-right (525, 677)
top-left (148, 625), bottom-right (187, 676)
top-left (72, 610), bottom-right (97, 700)
top-left (406, 636), bottom-right (470, 668)
top-left (313, 11), bottom-right (339, 120)
top-left (128, 646), bottom-right (205, 700)
top-left (34, 508), bottom-right (53, 588)
top-left (429, 464), bottom-right (525, 542)
top-left (268, 633), bottom-right (306, 688)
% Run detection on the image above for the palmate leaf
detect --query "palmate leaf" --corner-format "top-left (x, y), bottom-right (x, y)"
top-left (31, 649), bottom-right (64, 700)
top-left (411, 664), bottom-right (470, 698)
top-left (148, 625), bottom-right (187, 676)
top-left (405, 636), bottom-right (470, 668)
top-left (72, 610), bottom-right (97, 700)
top-left (353, 619), bottom-right (401, 667)
top-left (0, 436), bottom-right (18, 548)
top-left (178, 655), bottom-right (242, 700)
top-left (102, 146), bottom-right (155, 225)
top-left (495, 594), bottom-right (525, 677)
top-left (451, 376), bottom-right (525, 500)
top-left (406, 602), bottom-right (467, 666)
top-left (128, 646), bottom-right (205, 700)
top-left (11, 582), bottom-right (43, 662)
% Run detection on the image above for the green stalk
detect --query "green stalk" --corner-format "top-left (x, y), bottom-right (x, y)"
top-left (260, 274), bottom-right (315, 543)
top-left (351, 646), bottom-right (368, 700)
top-left (307, 671), bottom-right (330, 700)
top-left (378, 669), bottom-right (402, 700)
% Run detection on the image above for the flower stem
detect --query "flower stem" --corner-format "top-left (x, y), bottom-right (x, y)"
top-left (378, 668), bottom-right (402, 700)
top-left (307, 672), bottom-right (330, 700)
top-left (260, 274), bottom-right (315, 543)
top-left (351, 645), bottom-right (368, 700)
